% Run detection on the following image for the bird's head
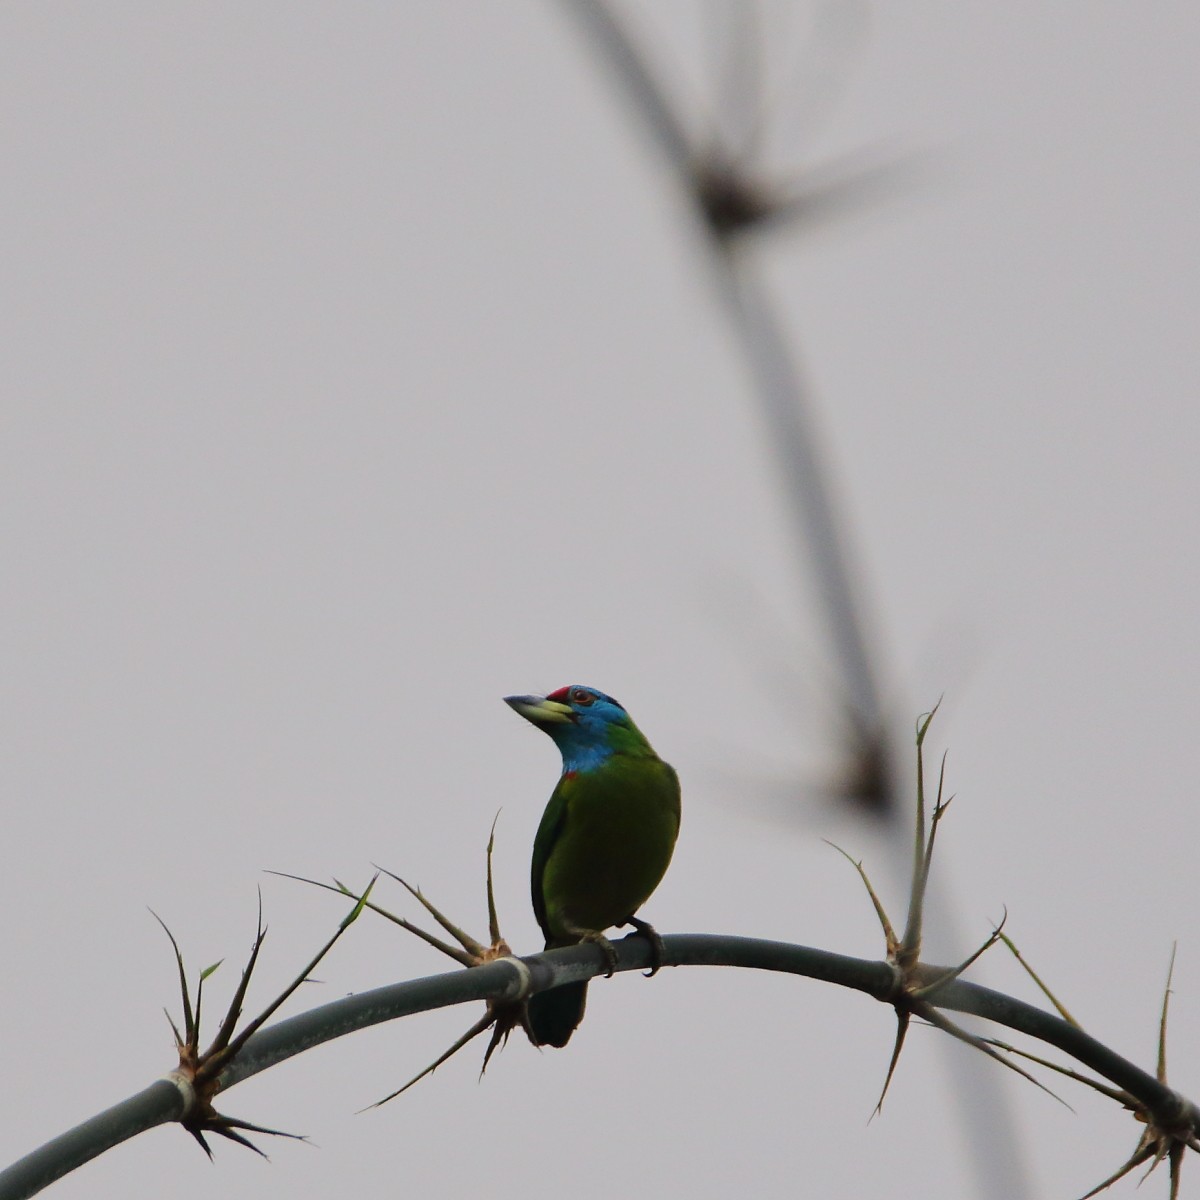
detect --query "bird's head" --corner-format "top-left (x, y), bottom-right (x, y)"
top-left (504, 685), bottom-right (652, 771)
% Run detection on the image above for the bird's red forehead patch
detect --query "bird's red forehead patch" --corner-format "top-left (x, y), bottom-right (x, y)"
top-left (546, 686), bottom-right (572, 702)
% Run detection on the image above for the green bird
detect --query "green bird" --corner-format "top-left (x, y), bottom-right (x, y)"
top-left (505, 684), bottom-right (681, 1047)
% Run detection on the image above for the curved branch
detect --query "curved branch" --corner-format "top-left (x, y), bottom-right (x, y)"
top-left (2, 932), bottom-right (1195, 1200)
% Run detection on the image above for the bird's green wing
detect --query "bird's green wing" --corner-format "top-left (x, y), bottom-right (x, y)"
top-left (530, 775), bottom-right (572, 942)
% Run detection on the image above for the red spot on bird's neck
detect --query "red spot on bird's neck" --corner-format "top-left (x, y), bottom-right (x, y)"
top-left (562, 769), bottom-right (578, 780)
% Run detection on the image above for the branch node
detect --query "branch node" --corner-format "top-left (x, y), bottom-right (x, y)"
top-left (496, 955), bottom-right (533, 1003)
top-left (161, 1071), bottom-right (198, 1118)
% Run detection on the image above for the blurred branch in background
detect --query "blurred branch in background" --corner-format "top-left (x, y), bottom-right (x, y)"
top-left (557, 3), bottom-right (1028, 1197)
top-left (562, 0), bottom-right (926, 815)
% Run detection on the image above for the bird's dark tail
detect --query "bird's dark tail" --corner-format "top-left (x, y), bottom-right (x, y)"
top-left (528, 980), bottom-right (588, 1048)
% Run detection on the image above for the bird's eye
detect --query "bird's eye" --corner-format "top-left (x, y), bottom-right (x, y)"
top-left (571, 688), bottom-right (593, 706)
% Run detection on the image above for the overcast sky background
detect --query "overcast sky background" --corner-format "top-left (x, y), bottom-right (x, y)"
top-left (3, 4), bottom-right (1199, 1198)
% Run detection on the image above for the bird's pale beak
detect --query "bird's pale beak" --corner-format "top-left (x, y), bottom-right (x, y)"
top-left (504, 694), bottom-right (574, 725)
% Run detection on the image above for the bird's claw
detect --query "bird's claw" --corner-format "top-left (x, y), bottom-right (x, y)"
top-left (625, 916), bottom-right (666, 977)
top-left (579, 930), bottom-right (619, 978)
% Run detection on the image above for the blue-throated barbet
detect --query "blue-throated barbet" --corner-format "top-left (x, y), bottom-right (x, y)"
top-left (505, 685), bottom-right (680, 1047)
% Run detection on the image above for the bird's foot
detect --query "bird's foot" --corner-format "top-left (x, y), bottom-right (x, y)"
top-left (577, 930), bottom-right (619, 978)
top-left (624, 915), bottom-right (666, 977)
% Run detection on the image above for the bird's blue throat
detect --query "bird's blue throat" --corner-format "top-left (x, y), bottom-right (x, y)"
top-left (551, 730), bottom-right (618, 775)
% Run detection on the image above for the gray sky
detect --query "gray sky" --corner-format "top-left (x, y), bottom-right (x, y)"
top-left (3, 4), bottom-right (1199, 1198)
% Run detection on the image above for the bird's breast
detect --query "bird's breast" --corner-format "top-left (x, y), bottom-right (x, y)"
top-left (538, 759), bottom-right (680, 940)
